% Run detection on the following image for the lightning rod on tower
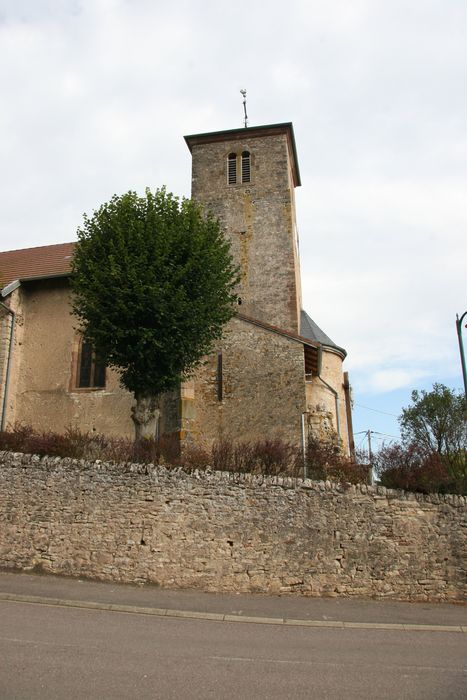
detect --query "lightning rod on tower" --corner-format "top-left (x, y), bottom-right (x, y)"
top-left (240, 89), bottom-right (248, 128)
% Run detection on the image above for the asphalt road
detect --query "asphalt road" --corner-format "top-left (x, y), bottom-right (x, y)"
top-left (0, 573), bottom-right (466, 699)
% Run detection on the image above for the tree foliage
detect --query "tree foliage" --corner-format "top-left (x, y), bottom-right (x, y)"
top-left (71, 188), bottom-right (238, 438)
top-left (400, 384), bottom-right (466, 460)
top-left (376, 384), bottom-right (466, 494)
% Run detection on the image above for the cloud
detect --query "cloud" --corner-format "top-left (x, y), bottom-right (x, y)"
top-left (364, 368), bottom-right (432, 393)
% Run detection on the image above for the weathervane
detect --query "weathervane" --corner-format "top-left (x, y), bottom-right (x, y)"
top-left (240, 89), bottom-right (248, 128)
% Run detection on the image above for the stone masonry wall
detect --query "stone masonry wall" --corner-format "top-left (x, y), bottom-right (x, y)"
top-left (0, 452), bottom-right (465, 602)
top-left (190, 316), bottom-right (306, 446)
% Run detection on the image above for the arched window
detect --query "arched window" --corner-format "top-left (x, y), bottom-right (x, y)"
top-left (228, 153), bottom-right (237, 185)
top-left (77, 338), bottom-right (106, 389)
top-left (241, 151), bottom-right (251, 183)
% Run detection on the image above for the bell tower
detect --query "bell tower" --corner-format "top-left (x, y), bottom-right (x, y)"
top-left (184, 123), bottom-right (302, 334)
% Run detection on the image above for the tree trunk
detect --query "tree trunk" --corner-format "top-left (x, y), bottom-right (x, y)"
top-left (131, 394), bottom-right (159, 444)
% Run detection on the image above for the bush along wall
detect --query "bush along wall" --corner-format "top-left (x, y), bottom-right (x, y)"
top-left (0, 451), bottom-right (465, 602)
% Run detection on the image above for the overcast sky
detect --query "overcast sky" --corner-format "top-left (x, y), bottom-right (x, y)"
top-left (1, 0), bottom-right (466, 448)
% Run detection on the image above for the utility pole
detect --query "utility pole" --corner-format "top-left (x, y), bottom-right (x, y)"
top-left (367, 429), bottom-right (374, 485)
top-left (456, 311), bottom-right (467, 407)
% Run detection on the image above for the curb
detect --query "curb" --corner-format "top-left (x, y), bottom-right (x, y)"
top-left (0, 593), bottom-right (465, 633)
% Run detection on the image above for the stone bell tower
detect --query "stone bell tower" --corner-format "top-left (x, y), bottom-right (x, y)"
top-left (184, 123), bottom-right (302, 334)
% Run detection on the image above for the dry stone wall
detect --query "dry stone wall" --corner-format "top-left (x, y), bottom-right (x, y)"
top-left (0, 451), bottom-right (465, 602)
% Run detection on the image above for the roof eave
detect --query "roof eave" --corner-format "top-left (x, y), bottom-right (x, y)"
top-left (184, 122), bottom-right (301, 187)
top-left (322, 344), bottom-right (347, 360)
top-left (1, 272), bottom-right (71, 297)
top-left (1, 279), bottom-right (21, 298)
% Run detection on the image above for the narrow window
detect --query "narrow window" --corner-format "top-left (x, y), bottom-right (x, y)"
top-left (241, 151), bottom-right (251, 183)
top-left (77, 339), bottom-right (106, 389)
top-left (216, 353), bottom-right (223, 401)
top-left (228, 153), bottom-right (237, 184)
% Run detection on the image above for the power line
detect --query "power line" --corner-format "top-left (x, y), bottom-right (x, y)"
top-left (354, 403), bottom-right (398, 418)
top-left (371, 430), bottom-right (400, 439)
top-left (354, 429), bottom-right (400, 451)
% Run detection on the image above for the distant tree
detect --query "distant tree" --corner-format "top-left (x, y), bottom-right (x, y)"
top-left (375, 384), bottom-right (466, 494)
top-left (400, 384), bottom-right (466, 459)
top-left (71, 187), bottom-right (238, 443)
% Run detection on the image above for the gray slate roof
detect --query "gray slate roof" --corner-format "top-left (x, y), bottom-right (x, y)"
top-left (300, 310), bottom-right (347, 357)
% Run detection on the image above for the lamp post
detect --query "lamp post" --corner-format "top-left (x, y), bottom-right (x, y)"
top-left (456, 311), bottom-right (467, 405)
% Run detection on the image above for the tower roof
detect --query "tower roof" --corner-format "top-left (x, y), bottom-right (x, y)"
top-left (184, 122), bottom-right (301, 187)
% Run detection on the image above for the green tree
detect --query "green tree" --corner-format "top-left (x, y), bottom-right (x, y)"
top-left (71, 187), bottom-right (238, 443)
top-left (400, 384), bottom-right (466, 456)
top-left (399, 383), bottom-right (466, 489)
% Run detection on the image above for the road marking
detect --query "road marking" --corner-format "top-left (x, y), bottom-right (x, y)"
top-left (0, 635), bottom-right (80, 648)
top-left (0, 593), bottom-right (465, 633)
top-left (208, 655), bottom-right (467, 673)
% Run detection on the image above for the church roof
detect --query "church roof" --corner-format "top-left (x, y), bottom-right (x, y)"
top-left (0, 242), bottom-right (74, 290)
top-left (300, 309), bottom-right (347, 358)
top-left (0, 245), bottom-right (347, 358)
top-left (184, 122), bottom-right (301, 187)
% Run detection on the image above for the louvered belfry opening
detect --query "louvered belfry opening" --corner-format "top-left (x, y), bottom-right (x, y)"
top-left (241, 150), bottom-right (251, 183)
top-left (228, 153), bottom-right (237, 184)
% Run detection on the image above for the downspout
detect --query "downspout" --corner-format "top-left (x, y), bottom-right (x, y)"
top-left (301, 412), bottom-right (308, 479)
top-left (0, 300), bottom-right (16, 431)
top-left (343, 371), bottom-right (355, 460)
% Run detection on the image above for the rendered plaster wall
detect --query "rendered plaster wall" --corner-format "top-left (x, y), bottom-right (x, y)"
top-left (8, 279), bottom-right (135, 437)
top-left (190, 132), bottom-right (301, 334)
top-left (1, 452), bottom-right (465, 602)
top-left (190, 317), bottom-right (307, 446)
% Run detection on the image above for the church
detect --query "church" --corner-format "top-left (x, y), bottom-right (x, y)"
top-left (0, 122), bottom-right (354, 455)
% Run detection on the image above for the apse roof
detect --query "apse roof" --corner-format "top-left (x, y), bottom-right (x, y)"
top-left (300, 309), bottom-right (346, 357)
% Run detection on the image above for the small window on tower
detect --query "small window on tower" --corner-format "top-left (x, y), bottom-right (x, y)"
top-left (228, 153), bottom-right (237, 185)
top-left (241, 151), bottom-right (251, 183)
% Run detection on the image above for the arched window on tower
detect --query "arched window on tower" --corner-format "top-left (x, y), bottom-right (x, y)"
top-left (241, 151), bottom-right (251, 183)
top-left (228, 153), bottom-right (237, 185)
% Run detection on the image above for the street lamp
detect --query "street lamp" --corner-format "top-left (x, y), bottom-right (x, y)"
top-left (456, 311), bottom-right (467, 404)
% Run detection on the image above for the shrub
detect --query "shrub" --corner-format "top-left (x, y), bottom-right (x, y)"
top-left (0, 426), bottom-right (301, 477)
top-left (305, 435), bottom-right (369, 485)
top-left (210, 439), bottom-right (302, 476)
top-left (374, 442), bottom-right (465, 495)
top-left (0, 424), bottom-right (178, 464)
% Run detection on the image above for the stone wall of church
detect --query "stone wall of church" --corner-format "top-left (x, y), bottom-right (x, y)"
top-left (1, 451), bottom-right (465, 602)
top-left (190, 317), bottom-right (307, 446)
